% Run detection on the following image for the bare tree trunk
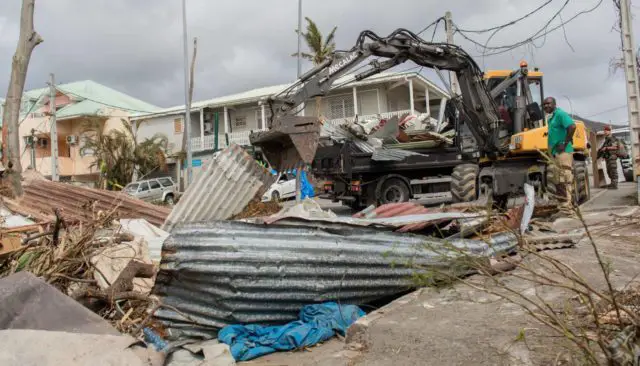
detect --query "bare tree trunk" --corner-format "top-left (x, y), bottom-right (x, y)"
top-left (2, 0), bottom-right (43, 197)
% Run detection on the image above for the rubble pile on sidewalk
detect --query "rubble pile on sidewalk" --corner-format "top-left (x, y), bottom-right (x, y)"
top-left (0, 143), bottom-right (597, 364)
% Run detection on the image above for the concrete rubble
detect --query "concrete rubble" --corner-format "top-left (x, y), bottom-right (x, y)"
top-left (0, 142), bottom-right (637, 364)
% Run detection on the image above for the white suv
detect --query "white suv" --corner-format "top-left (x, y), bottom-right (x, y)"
top-left (124, 177), bottom-right (177, 205)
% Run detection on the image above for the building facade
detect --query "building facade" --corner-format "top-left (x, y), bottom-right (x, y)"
top-left (14, 80), bottom-right (159, 186)
top-left (132, 71), bottom-right (450, 185)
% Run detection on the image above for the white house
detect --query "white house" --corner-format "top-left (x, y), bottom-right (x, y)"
top-left (132, 71), bottom-right (449, 185)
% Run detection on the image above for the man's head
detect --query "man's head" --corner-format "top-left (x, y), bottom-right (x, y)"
top-left (543, 97), bottom-right (556, 114)
top-left (604, 125), bottom-right (612, 136)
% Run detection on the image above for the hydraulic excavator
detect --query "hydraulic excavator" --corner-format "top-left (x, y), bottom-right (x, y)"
top-left (249, 28), bottom-right (590, 204)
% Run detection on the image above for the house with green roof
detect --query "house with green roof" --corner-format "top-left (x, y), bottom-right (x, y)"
top-left (14, 80), bottom-right (159, 185)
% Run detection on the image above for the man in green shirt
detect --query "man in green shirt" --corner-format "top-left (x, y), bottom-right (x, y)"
top-left (544, 97), bottom-right (576, 217)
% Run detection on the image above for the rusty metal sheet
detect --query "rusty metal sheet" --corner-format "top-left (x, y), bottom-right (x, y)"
top-left (162, 144), bottom-right (276, 232)
top-left (11, 179), bottom-right (170, 226)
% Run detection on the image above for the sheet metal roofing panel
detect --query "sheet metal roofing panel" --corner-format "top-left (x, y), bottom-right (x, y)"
top-left (162, 144), bottom-right (275, 232)
top-left (151, 220), bottom-right (517, 340)
top-left (8, 179), bottom-right (170, 226)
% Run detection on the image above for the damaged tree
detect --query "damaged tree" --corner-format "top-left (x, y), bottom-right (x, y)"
top-left (2, 0), bottom-right (43, 197)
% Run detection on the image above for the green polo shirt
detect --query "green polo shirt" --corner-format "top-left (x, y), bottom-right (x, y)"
top-left (547, 107), bottom-right (575, 155)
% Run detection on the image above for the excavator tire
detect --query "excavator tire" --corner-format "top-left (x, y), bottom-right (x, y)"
top-left (545, 160), bottom-right (590, 205)
top-left (574, 160), bottom-right (590, 205)
top-left (451, 164), bottom-right (479, 203)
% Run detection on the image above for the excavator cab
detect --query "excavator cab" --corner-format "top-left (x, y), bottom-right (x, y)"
top-left (249, 115), bottom-right (321, 171)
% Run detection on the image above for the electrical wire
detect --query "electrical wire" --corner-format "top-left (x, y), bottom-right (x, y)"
top-left (54, 86), bottom-right (156, 114)
top-left (583, 104), bottom-right (628, 118)
top-left (453, 0), bottom-right (554, 33)
top-left (18, 90), bottom-right (47, 126)
top-left (455, 0), bottom-right (604, 57)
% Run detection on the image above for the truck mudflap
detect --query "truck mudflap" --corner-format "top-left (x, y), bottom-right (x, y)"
top-left (249, 116), bottom-right (321, 171)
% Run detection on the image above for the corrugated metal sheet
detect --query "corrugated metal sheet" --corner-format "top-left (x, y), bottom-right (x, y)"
top-left (151, 220), bottom-right (517, 339)
top-left (371, 148), bottom-right (428, 162)
top-left (162, 144), bottom-right (276, 232)
top-left (320, 123), bottom-right (375, 153)
top-left (353, 202), bottom-right (430, 219)
top-left (264, 210), bottom-right (481, 230)
top-left (6, 179), bottom-right (170, 226)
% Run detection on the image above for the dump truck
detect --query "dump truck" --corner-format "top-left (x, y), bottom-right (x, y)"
top-left (249, 28), bottom-right (590, 208)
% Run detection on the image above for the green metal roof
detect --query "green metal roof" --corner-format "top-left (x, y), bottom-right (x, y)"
top-left (2, 80), bottom-right (160, 126)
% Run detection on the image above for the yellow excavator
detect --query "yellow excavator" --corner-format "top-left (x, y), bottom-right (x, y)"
top-left (249, 28), bottom-right (591, 204)
top-left (484, 64), bottom-right (590, 202)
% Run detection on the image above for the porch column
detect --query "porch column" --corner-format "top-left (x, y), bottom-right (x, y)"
top-left (436, 97), bottom-right (447, 132)
top-left (199, 108), bottom-right (205, 148)
top-left (352, 86), bottom-right (358, 115)
top-left (408, 78), bottom-right (415, 116)
top-left (424, 86), bottom-right (430, 116)
top-left (261, 103), bottom-right (266, 130)
top-left (223, 106), bottom-right (230, 133)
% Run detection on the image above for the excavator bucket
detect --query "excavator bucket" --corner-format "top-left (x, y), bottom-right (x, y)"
top-left (249, 115), bottom-right (321, 171)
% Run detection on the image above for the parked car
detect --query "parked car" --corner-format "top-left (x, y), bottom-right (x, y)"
top-left (262, 172), bottom-right (296, 202)
top-left (124, 177), bottom-right (177, 205)
top-left (621, 141), bottom-right (634, 182)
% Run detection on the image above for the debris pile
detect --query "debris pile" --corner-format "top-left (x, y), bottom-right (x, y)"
top-left (0, 206), bottom-right (160, 336)
top-left (321, 112), bottom-right (455, 159)
top-left (0, 142), bottom-right (598, 364)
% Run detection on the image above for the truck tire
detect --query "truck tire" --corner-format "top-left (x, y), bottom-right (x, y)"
top-left (378, 178), bottom-right (410, 204)
top-left (574, 160), bottom-right (590, 205)
top-left (546, 160), bottom-right (590, 205)
top-left (451, 164), bottom-right (479, 203)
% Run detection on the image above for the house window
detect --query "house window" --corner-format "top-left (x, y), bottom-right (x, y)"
top-left (329, 96), bottom-right (355, 119)
top-left (174, 118), bottom-right (183, 134)
top-left (233, 116), bottom-right (247, 129)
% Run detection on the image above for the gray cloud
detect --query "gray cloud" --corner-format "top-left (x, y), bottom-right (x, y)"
top-left (0, 0), bottom-right (634, 125)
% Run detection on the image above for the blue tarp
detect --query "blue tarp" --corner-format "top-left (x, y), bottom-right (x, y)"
top-left (218, 302), bottom-right (365, 361)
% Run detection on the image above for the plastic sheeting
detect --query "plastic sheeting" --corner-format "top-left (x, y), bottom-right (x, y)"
top-left (218, 302), bottom-right (364, 361)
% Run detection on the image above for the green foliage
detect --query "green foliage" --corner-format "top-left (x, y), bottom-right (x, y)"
top-left (292, 17), bottom-right (337, 66)
top-left (80, 118), bottom-right (168, 189)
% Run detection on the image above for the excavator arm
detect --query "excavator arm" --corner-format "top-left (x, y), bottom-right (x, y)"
top-left (250, 28), bottom-right (507, 170)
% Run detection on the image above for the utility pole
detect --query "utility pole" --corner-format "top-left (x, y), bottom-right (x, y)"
top-left (295, 0), bottom-right (303, 203)
top-left (49, 73), bottom-right (58, 182)
top-left (444, 11), bottom-right (460, 95)
top-left (181, 0), bottom-right (193, 187)
top-left (620, 0), bottom-right (640, 202)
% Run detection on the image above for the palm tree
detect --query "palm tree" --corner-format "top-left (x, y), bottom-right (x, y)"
top-left (292, 17), bottom-right (337, 117)
top-left (80, 118), bottom-right (168, 189)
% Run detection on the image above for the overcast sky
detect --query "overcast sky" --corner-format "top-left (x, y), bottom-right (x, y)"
top-left (0, 0), bottom-right (635, 125)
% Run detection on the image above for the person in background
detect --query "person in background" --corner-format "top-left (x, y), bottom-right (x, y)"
top-left (544, 96), bottom-right (576, 217)
top-left (598, 125), bottom-right (626, 190)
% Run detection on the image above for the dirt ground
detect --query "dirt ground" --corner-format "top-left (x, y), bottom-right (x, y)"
top-left (244, 184), bottom-right (640, 366)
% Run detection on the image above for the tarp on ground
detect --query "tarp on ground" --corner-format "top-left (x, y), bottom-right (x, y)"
top-left (218, 302), bottom-right (364, 361)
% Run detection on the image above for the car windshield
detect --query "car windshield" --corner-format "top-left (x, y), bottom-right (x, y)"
top-left (125, 183), bottom-right (139, 193)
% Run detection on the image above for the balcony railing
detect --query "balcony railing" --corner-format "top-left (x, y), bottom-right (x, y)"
top-left (189, 130), bottom-right (253, 152)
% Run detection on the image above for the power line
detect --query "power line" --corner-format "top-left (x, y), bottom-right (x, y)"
top-left (455, 0), bottom-right (604, 57)
top-left (18, 90), bottom-right (47, 126)
top-left (583, 104), bottom-right (628, 118)
top-left (54, 86), bottom-right (156, 114)
top-left (454, 0), bottom-right (554, 33)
